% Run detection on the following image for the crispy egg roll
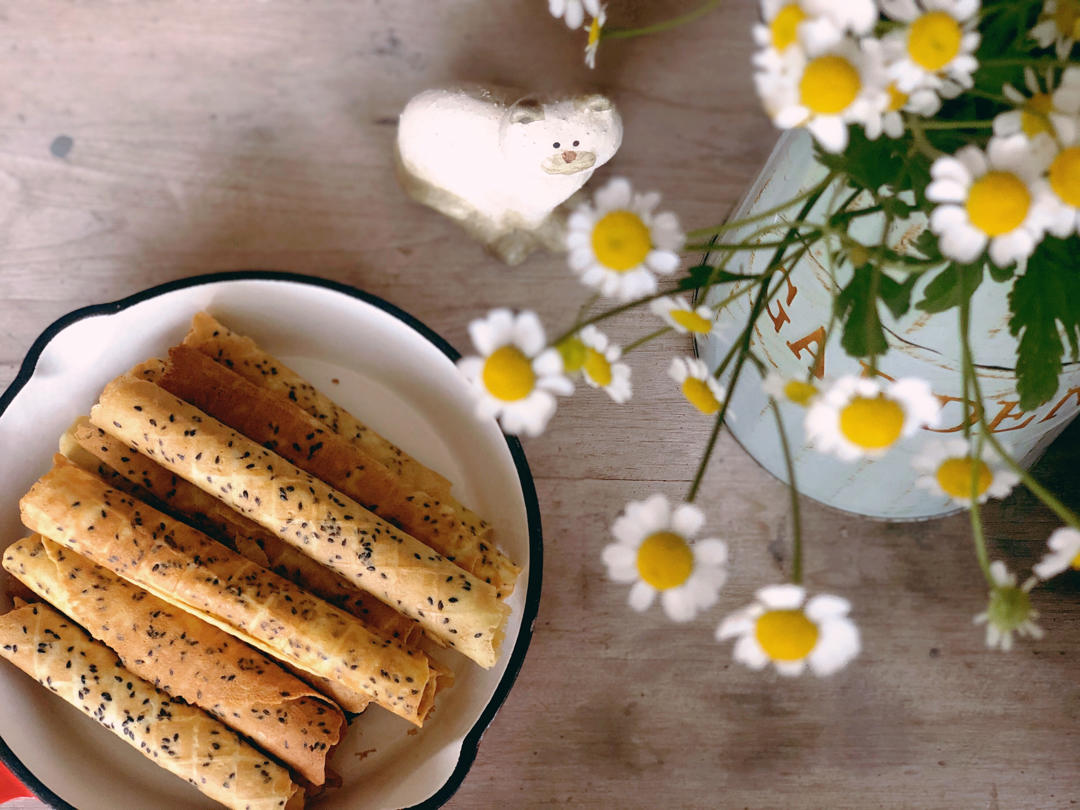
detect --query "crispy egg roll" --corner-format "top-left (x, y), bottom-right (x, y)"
top-left (183, 312), bottom-right (453, 500)
top-left (64, 417), bottom-right (423, 646)
top-left (89, 376), bottom-right (510, 668)
top-left (19, 460), bottom-right (442, 723)
top-left (159, 346), bottom-right (520, 597)
top-left (3, 534), bottom-right (345, 785)
top-left (0, 602), bottom-right (303, 810)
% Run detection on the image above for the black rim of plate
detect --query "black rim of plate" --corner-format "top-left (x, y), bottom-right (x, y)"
top-left (0, 269), bottom-right (543, 810)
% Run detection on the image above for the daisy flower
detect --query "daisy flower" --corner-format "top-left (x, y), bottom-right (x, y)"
top-left (549, 0), bottom-right (600, 29)
top-left (650, 295), bottom-right (720, 336)
top-left (1042, 115), bottom-right (1080, 239)
top-left (1032, 0), bottom-right (1080, 59)
top-left (669, 357), bottom-right (726, 415)
top-left (864, 82), bottom-right (942, 139)
top-left (805, 375), bottom-right (942, 461)
top-left (755, 35), bottom-right (889, 153)
top-left (566, 178), bottom-right (684, 301)
top-left (602, 494), bottom-right (729, 622)
top-left (927, 135), bottom-right (1054, 267)
top-left (993, 67), bottom-right (1080, 141)
top-left (584, 6), bottom-right (606, 69)
top-left (557, 325), bottom-right (632, 403)
top-left (457, 309), bottom-right (573, 437)
top-left (974, 561), bottom-right (1043, 651)
top-left (912, 437), bottom-right (1020, 506)
top-left (762, 372), bottom-right (818, 406)
top-left (716, 584), bottom-right (860, 677)
top-left (1033, 526), bottom-right (1080, 580)
top-left (881, 0), bottom-right (980, 98)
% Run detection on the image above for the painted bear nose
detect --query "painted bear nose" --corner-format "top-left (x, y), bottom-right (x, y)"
top-left (562, 150), bottom-right (578, 163)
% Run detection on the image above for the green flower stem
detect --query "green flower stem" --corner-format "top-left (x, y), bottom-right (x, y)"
top-left (906, 115), bottom-right (943, 160)
top-left (915, 120), bottom-right (995, 130)
top-left (747, 352), bottom-right (803, 585)
top-left (829, 204), bottom-right (883, 226)
top-left (980, 57), bottom-right (1078, 69)
top-left (682, 236), bottom-right (817, 253)
top-left (685, 173), bottom-right (836, 241)
top-left (958, 291), bottom-right (994, 584)
top-left (960, 295), bottom-right (1080, 536)
top-left (575, 292), bottom-right (600, 323)
top-left (621, 326), bottom-right (671, 355)
top-left (551, 290), bottom-right (672, 347)
top-left (602, 0), bottom-right (722, 40)
top-left (687, 187), bottom-right (825, 502)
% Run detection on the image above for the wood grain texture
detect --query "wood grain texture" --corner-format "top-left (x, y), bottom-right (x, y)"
top-left (0, 2), bottom-right (1077, 808)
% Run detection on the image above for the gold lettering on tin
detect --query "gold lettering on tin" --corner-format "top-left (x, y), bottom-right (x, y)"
top-left (786, 326), bottom-right (826, 379)
top-left (1039, 386), bottom-right (1080, 422)
top-left (986, 400), bottom-right (1037, 432)
top-left (924, 394), bottom-right (980, 434)
top-left (764, 277), bottom-right (798, 333)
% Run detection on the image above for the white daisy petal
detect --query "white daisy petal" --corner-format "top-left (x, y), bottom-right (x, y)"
top-left (732, 634), bottom-right (771, 670)
top-left (756, 583), bottom-right (806, 610)
top-left (628, 580), bottom-right (656, 612)
top-left (671, 503), bottom-right (705, 539)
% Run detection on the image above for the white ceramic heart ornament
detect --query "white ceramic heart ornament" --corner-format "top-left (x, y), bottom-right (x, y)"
top-left (396, 86), bottom-right (623, 265)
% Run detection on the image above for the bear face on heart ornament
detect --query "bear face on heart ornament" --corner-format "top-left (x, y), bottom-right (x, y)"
top-left (396, 85), bottom-right (623, 265)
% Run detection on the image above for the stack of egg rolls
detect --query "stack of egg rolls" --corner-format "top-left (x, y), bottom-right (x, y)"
top-left (90, 374), bottom-right (512, 668)
top-left (3, 534), bottom-right (344, 786)
top-left (0, 601), bottom-right (304, 810)
top-left (19, 459), bottom-right (445, 723)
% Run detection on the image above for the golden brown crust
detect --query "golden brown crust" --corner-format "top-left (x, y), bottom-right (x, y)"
top-left (183, 312), bottom-right (452, 498)
top-left (89, 376), bottom-right (511, 668)
top-left (0, 602), bottom-right (303, 810)
top-left (65, 416), bottom-right (424, 646)
top-left (159, 345), bottom-right (520, 597)
top-left (3, 534), bottom-right (345, 785)
top-left (19, 459), bottom-right (440, 723)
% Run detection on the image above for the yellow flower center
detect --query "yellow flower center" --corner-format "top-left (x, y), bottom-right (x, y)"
top-left (1020, 93), bottom-right (1055, 137)
top-left (591, 210), bottom-right (652, 272)
top-left (482, 345), bottom-right (535, 401)
top-left (682, 377), bottom-right (721, 414)
top-left (839, 395), bottom-right (905, 450)
top-left (587, 15), bottom-right (602, 47)
top-left (671, 309), bottom-right (714, 333)
top-left (635, 531), bottom-right (694, 590)
top-left (770, 3), bottom-right (806, 51)
top-left (799, 54), bottom-right (862, 115)
top-left (965, 171), bottom-right (1031, 237)
top-left (783, 379), bottom-right (817, 405)
top-left (907, 11), bottom-right (963, 71)
top-left (583, 347), bottom-right (613, 387)
top-left (935, 456), bottom-right (993, 499)
top-left (1071, 550), bottom-right (1080, 570)
top-left (887, 83), bottom-right (909, 112)
top-left (755, 609), bottom-right (819, 661)
top-left (1053, 0), bottom-right (1080, 38)
top-left (557, 337), bottom-right (586, 374)
top-left (1050, 146), bottom-right (1080, 208)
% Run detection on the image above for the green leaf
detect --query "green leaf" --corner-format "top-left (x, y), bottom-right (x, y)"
top-left (879, 274), bottom-right (918, 320)
top-left (678, 264), bottom-right (757, 291)
top-left (836, 264), bottom-right (887, 358)
top-left (987, 262), bottom-right (1015, 283)
top-left (915, 262), bottom-right (984, 314)
top-left (1008, 235), bottom-right (1080, 409)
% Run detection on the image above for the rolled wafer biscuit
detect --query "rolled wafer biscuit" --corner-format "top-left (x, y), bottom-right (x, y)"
top-left (159, 345), bottom-right (520, 597)
top-left (64, 416), bottom-right (424, 646)
top-left (3, 534), bottom-right (345, 785)
top-left (19, 459), bottom-right (443, 723)
top-left (90, 375), bottom-right (511, 668)
top-left (184, 312), bottom-right (453, 500)
top-left (0, 602), bottom-right (303, 810)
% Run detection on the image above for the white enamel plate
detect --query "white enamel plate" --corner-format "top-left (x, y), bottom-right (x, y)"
top-left (0, 272), bottom-right (541, 810)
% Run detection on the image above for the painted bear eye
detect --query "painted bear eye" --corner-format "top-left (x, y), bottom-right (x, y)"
top-left (573, 140), bottom-right (580, 147)
top-left (553, 142), bottom-right (561, 149)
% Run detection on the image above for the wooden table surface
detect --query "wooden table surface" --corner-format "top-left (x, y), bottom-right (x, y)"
top-left (2, 3), bottom-right (1078, 808)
